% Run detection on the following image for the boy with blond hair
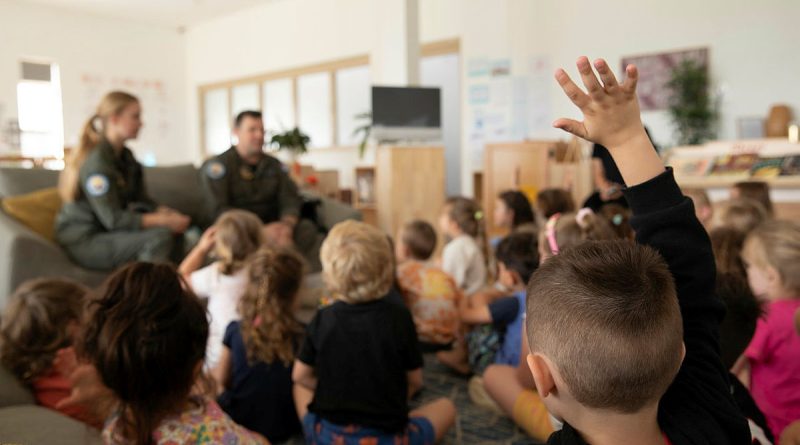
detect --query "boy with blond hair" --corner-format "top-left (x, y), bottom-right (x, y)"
top-left (523, 56), bottom-right (751, 444)
top-left (293, 220), bottom-right (456, 444)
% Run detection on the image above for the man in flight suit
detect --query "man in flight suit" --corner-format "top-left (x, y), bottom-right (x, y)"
top-left (201, 110), bottom-right (322, 270)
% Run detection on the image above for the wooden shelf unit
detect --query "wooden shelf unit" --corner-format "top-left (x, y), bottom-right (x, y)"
top-left (375, 145), bottom-right (445, 236)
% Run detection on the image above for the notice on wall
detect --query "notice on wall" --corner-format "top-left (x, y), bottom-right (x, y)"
top-left (79, 73), bottom-right (170, 165)
top-left (465, 55), bottom-right (553, 169)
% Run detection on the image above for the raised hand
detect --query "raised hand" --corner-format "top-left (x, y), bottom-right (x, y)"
top-left (197, 226), bottom-right (217, 252)
top-left (553, 56), bottom-right (646, 151)
top-left (553, 56), bottom-right (663, 188)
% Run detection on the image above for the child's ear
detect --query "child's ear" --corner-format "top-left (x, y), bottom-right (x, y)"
top-left (765, 265), bottom-right (782, 288)
top-left (527, 352), bottom-right (556, 399)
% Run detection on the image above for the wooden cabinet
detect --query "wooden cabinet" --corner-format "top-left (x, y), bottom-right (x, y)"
top-left (483, 141), bottom-right (557, 236)
top-left (375, 146), bottom-right (445, 236)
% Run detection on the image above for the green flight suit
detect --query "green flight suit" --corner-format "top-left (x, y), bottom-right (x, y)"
top-left (55, 140), bottom-right (174, 270)
top-left (201, 147), bottom-right (322, 270)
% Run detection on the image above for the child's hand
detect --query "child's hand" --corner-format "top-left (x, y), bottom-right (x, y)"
top-left (553, 57), bottom-right (647, 151)
top-left (197, 226), bottom-right (217, 252)
top-left (54, 347), bottom-right (115, 411)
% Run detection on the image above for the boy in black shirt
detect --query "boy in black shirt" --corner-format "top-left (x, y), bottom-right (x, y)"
top-left (293, 220), bottom-right (456, 444)
top-left (523, 56), bottom-right (751, 445)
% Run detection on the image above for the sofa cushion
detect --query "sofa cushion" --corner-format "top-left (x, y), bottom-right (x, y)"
top-left (0, 363), bottom-right (35, 407)
top-left (143, 165), bottom-right (206, 225)
top-left (0, 405), bottom-right (102, 444)
top-left (0, 167), bottom-right (59, 197)
top-left (1, 187), bottom-right (62, 241)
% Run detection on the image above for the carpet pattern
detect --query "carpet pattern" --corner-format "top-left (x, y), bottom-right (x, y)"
top-left (285, 354), bottom-right (543, 444)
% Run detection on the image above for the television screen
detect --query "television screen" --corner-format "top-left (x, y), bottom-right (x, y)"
top-left (371, 86), bottom-right (441, 129)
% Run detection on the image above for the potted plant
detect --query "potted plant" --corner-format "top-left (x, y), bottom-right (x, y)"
top-left (352, 111), bottom-right (372, 159)
top-left (666, 59), bottom-right (719, 145)
top-left (269, 127), bottom-right (310, 178)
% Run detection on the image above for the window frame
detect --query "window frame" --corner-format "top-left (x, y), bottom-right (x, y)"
top-left (197, 55), bottom-right (370, 157)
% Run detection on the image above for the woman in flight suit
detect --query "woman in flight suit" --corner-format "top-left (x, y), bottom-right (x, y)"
top-left (55, 91), bottom-right (191, 270)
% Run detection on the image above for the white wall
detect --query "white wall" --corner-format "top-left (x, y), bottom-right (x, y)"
top-left (448, 0), bottom-right (800, 194)
top-left (184, 0), bottom-right (460, 178)
top-left (0, 0), bottom-right (188, 165)
top-left (185, 0), bottom-right (800, 193)
top-left (185, 0), bottom-right (375, 165)
top-left (526, 0), bottom-right (800, 148)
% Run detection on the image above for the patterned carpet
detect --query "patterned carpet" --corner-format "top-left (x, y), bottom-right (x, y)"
top-left (285, 354), bottom-right (543, 444)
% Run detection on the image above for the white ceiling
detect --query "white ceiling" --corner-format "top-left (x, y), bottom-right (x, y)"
top-left (15, 0), bottom-right (276, 29)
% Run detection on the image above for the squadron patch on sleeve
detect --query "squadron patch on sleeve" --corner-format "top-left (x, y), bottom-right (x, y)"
top-left (85, 174), bottom-right (110, 197)
top-left (205, 161), bottom-right (227, 179)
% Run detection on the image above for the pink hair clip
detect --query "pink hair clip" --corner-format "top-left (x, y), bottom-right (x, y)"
top-left (253, 316), bottom-right (263, 328)
top-left (575, 208), bottom-right (594, 229)
top-left (546, 213), bottom-right (562, 255)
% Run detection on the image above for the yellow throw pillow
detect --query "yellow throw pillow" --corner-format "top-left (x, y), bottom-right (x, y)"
top-left (1, 188), bottom-right (62, 242)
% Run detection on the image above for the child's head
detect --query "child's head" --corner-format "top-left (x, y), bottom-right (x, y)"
top-left (683, 188), bottom-right (713, 226)
top-left (0, 278), bottom-right (88, 384)
top-left (714, 198), bottom-right (768, 235)
top-left (716, 273), bottom-right (762, 370)
top-left (321, 220), bottom-right (394, 304)
top-left (214, 209), bottom-right (264, 274)
top-left (526, 241), bottom-right (683, 420)
top-left (494, 190), bottom-right (536, 231)
top-left (494, 232), bottom-right (540, 289)
top-left (598, 204), bottom-right (634, 240)
top-left (439, 197), bottom-right (485, 240)
top-left (80, 262), bottom-right (207, 445)
top-left (539, 209), bottom-right (616, 262)
top-left (239, 247), bottom-right (305, 365)
top-left (741, 220), bottom-right (800, 301)
top-left (731, 181), bottom-right (773, 217)
top-left (709, 227), bottom-right (747, 278)
top-left (397, 220), bottom-right (437, 262)
top-left (536, 188), bottom-right (576, 219)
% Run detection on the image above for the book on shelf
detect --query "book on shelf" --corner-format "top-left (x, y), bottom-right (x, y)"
top-left (751, 156), bottom-right (785, 178)
top-left (709, 153), bottom-right (759, 177)
top-left (783, 155), bottom-right (800, 176)
top-left (668, 157), bottom-right (713, 177)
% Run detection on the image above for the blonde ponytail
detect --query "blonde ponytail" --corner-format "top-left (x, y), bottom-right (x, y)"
top-left (213, 210), bottom-right (265, 275)
top-left (58, 91), bottom-right (139, 202)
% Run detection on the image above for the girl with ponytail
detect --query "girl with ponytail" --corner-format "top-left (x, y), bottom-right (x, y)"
top-left (438, 197), bottom-right (489, 296)
top-left (179, 209), bottom-right (264, 369)
top-left (211, 246), bottom-right (305, 443)
top-left (55, 91), bottom-right (192, 270)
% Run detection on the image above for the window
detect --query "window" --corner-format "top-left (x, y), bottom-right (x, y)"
top-left (335, 65), bottom-right (371, 146)
top-left (198, 55), bottom-right (369, 156)
top-left (17, 61), bottom-right (64, 158)
top-left (263, 78), bottom-right (295, 133)
top-left (231, 83), bottom-right (260, 118)
top-left (203, 88), bottom-right (231, 155)
top-left (297, 72), bottom-right (332, 148)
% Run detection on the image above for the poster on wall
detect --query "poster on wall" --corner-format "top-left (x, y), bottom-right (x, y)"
top-left (465, 55), bottom-right (553, 169)
top-left (79, 74), bottom-right (170, 165)
top-left (620, 47), bottom-right (709, 111)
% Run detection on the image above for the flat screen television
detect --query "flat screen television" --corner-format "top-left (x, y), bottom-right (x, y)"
top-left (371, 86), bottom-right (441, 141)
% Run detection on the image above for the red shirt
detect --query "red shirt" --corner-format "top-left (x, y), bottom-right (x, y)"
top-left (32, 366), bottom-right (102, 429)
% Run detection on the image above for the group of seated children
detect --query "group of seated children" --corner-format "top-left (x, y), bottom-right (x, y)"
top-left (1, 56), bottom-right (798, 445)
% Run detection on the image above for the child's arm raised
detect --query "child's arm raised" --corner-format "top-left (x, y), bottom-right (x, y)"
top-left (554, 56), bottom-right (750, 443)
top-left (553, 57), bottom-right (663, 187)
